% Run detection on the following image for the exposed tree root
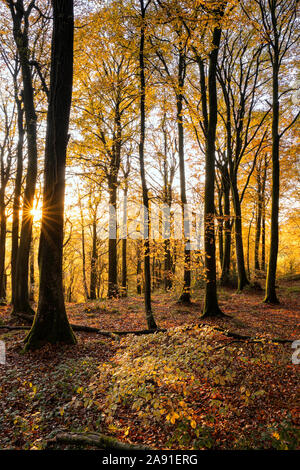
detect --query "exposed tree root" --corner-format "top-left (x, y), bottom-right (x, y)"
top-left (0, 321), bottom-right (293, 343)
top-left (10, 312), bottom-right (34, 323)
top-left (0, 323), bottom-right (165, 337)
top-left (71, 324), bottom-right (166, 336)
top-left (46, 431), bottom-right (151, 450)
top-left (196, 322), bottom-right (294, 344)
top-left (0, 325), bottom-right (30, 331)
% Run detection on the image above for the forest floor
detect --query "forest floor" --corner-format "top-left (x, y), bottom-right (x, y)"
top-left (0, 278), bottom-right (299, 450)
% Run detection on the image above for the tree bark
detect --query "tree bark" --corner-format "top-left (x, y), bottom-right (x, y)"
top-left (202, 18), bottom-right (225, 318)
top-left (121, 186), bottom-right (128, 297)
top-left (231, 178), bottom-right (249, 291)
top-left (264, 58), bottom-right (280, 304)
top-left (0, 188), bottom-right (6, 302)
top-left (8, 0), bottom-right (38, 315)
top-left (220, 172), bottom-right (231, 285)
top-left (29, 237), bottom-right (35, 302)
top-left (11, 94), bottom-right (24, 305)
top-left (90, 217), bottom-right (98, 300)
top-left (108, 175), bottom-right (119, 298)
top-left (260, 154), bottom-right (267, 272)
top-left (47, 432), bottom-right (151, 451)
top-left (137, 0), bottom-right (157, 329)
top-left (24, 0), bottom-right (76, 350)
top-left (78, 192), bottom-right (89, 300)
top-left (217, 186), bottom-right (224, 269)
top-left (136, 240), bottom-right (142, 294)
top-left (254, 164), bottom-right (262, 272)
top-left (176, 51), bottom-right (191, 304)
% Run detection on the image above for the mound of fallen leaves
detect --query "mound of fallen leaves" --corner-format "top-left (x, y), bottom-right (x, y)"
top-left (74, 325), bottom-right (299, 450)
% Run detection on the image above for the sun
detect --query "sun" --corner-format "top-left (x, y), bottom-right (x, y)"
top-left (31, 206), bottom-right (43, 221)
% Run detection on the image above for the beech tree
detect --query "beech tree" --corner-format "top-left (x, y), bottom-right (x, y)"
top-left (182, 0), bottom-right (228, 315)
top-left (6, 0), bottom-right (39, 315)
top-left (216, 27), bottom-right (270, 291)
top-left (0, 97), bottom-right (14, 303)
top-left (201, 3), bottom-right (226, 317)
top-left (243, 0), bottom-right (299, 303)
top-left (137, 0), bottom-right (157, 329)
top-left (24, 0), bottom-right (76, 350)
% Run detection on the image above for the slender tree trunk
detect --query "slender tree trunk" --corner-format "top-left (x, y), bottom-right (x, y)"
top-left (261, 155), bottom-right (267, 272)
top-left (136, 240), bottom-right (142, 295)
top-left (0, 188), bottom-right (6, 302)
top-left (261, 198), bottom-right (266, 272)
top-left (220, 175), bottom-right (231, 284)
top-left (217, 187), bottom-right (224, 269)
top-left (11, 96), bottom-right (24, 304)
top-left (121, 186), bottom-right (128, 297)
top-left (29, 237), bottom-right (35, 302)
top-left (24, 0), bottom-right (76, 350)
top-left (138, 0), bottom-right (157, 329)
top-left (254, 167), bottom-right (262, 272)
top-left (9, 2), bottom-right (38, 315)
top-left (162, 121), bottom-right (173, 291)
top-left (247, 211), bottom-right (255, 279)
top-left (152, 241), bottom-right (156, 292)
top-left (90, 217), bottom-right (98, 300)
top-left (177, 52), bottom-right (191, 304)
top-left (231, 178), bottom-right (249, 291)
top-left (79, 194), bottom-right (89, 300)
top-left (164, 231), bottom-right (172, 290)
top-left (264, 57), bottom-right (280, 304)
top-left (202, 21), bottom-right (225, 318)
top-left (108, 176), bottom-right (119, 298)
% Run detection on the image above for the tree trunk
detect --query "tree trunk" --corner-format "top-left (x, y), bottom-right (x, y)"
top-left (29, 237), bottom-right (35, 302)
top-left (108, 176), bottom-right (118, 298)
top-left (164, 236), bottom-right (172, 290)
top-left (79, 193), bottom-right (89, 300)
top-left (261, 155), bottom-right (267, 272)
top-left (254, 166), bottom-right (262, 272)
top-left (138, 0), bottom-right (157, 329)
top-left (220, 175), bottom-right (231, 285)
top-left (261, 196), bottom-right (266, 272)
top-left (9, 2), bottom-right (38, 315)
top-left (202, 21), bottom-right (225, 318)
top-left (0, 188), bottom-right (6, 302)
top-left (264, 58), bottom-right (280, 304)
top-left (247, 211), bottom-right (255, 279)
top-left (90, 217), bottom-right (98, 300)
top-left (24, 0), bottom-right (76, 350)
top-left (136, 240), bottom-right (142, 295)
top-left (231, 178), bottom-right (249, 291)
top-left (176, 51), bottom-right (191, 304)
top-left (217, 187), bottom-right (224, 269)
top-left (11, 95), bottom-right (24, 304)
top-left (121, 186), bottom-right (128, 297)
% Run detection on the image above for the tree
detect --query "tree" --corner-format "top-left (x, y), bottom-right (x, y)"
top-left (0, 94), bottom-right (15, 303)
top-left (24, 0), bottom-right (76, 350)
top-left (201, 4), bottom-right (227, 317)
top-left (243, 0), bottom-right (299, 303)
top-left (152, 0), bottom-right (192, 302)
top-left (11, 66), bottom-right (24, 305)
top-left (216, 25), bottom-right (270, 291)
top-left (6, 0), bottom-right (39, 315)
top-left (137, 0), bottom-right (157, 329)
top-left (120, 153), bottom-right (131, 297)
top-left (183, 0), bottom-right (228, 315)
top-left (72, 4), bottom-right (138, 299)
